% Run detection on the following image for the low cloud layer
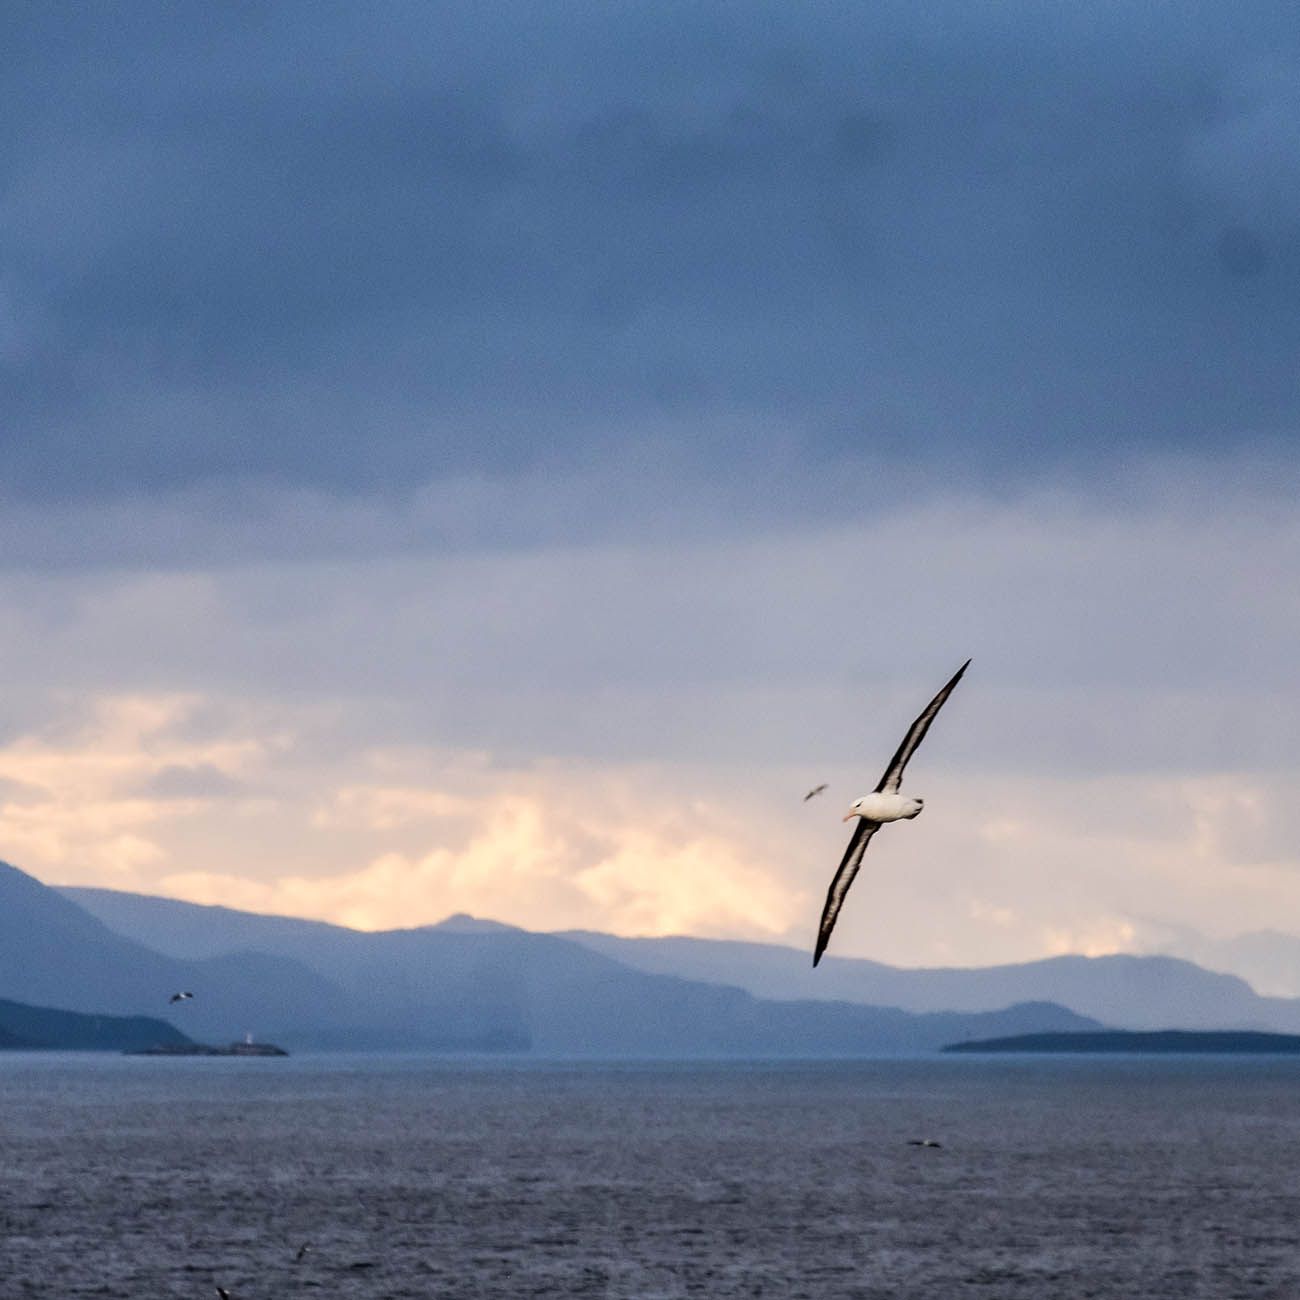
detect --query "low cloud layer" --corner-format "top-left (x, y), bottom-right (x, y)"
top-left (0, 486), bottom-right (1295, 770)
top-left (0, 488), bottom-right (1291, 969)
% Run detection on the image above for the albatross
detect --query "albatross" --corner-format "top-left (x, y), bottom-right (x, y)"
top-left (169, 991), bottom-right (194, 1004)
top-left (812, 659), bottom-right (970, 967)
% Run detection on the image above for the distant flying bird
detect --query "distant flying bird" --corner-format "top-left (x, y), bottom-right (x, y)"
top-left (295, 1243), bottom-right (311, 1262)
top-left (216, 1289), bottom-right (231, 1300)
top-left (803, 783), bottom-right (829, 802)
top-left (907, 1139), bottom-right (943, 1148)
top-left (813, 660), bottom-right (971, 967)
top-left (169, 991), bottom-right (194, 1004)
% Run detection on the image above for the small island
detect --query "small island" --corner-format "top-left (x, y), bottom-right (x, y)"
top-left (943, 1030), bottom-right (1300, 1055)
top-left (126, 1040), bottom-right (289, 1057)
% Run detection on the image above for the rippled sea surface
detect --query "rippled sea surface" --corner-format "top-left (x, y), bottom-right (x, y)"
top-left (3, 1053), bottom-right (1300, 1298)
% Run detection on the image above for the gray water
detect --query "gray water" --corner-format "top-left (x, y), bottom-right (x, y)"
top-left (2, 1054), bottom-right (1300, 1298)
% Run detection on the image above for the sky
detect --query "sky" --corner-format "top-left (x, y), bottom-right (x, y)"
top-left (3, 1), bottom-right (1300, 973)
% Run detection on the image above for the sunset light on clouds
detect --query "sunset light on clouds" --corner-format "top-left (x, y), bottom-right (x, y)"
top-left (0, 484), bottom-right (1297, 967)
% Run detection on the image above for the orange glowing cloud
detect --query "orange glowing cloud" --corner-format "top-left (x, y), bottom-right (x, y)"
top-left (4, 690), bottom-right (1300, 976)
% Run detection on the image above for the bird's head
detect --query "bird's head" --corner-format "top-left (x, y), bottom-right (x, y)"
top-left (843, 797), bottom-right (867, 822)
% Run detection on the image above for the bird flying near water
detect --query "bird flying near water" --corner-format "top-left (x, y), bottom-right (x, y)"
top-left (803, 783), bottom-right (829, 802)
top-left (812, 659), bottom-right (970, 967)
top-left (169, 991), bottom-right (194, 1004)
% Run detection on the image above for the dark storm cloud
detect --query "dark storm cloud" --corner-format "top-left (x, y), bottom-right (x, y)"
top-left (3, 0), bottom-right (1300, 512)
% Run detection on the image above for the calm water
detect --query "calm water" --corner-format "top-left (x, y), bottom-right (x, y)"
top-left (3, 1053), bottom-right (1300, 1298)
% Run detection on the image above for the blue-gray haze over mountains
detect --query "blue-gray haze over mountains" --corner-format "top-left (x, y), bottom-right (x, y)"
top-left (56, 874), bottom-right (1300, 1039)
top-left (1, 861), bottom-right (1102, 1053)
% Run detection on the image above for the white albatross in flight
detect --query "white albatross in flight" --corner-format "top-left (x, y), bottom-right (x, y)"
top-left (813, 659), bottom-right (971, 967)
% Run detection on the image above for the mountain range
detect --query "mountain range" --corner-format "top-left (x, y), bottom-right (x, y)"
top-left (1150, 930), bottom-right (1300, 1001)
top-left (0, 860), bottom-right (1099, 1054)
top-left (554, 931), bottom-right (1300, 1032)
top-left (0, 858), bottom-right (1288, 1053)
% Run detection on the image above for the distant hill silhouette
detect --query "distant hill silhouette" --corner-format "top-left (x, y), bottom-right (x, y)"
top-left (1156, 929), bottom-right (1300, 1000)
top-left (62, 880), bottom-right (1300, 1039)
top-left (0, 997), bottom-right (192, 1051)
top-left (45, 873), bottom-right (1102, 1054)
top-left (0, 862), bottom-right (349, 1047)
top-left (945, 1030), bottom-right (1300, 1054)
top-left (553, 930), bottom-right (1300, 1032)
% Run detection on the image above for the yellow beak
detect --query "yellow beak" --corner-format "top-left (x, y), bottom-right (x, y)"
top-left (842, 810), bottom-right (858, 822)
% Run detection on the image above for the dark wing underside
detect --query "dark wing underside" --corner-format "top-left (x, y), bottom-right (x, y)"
top-left (812, 659), bottom-right (970, 967)
top-left (813, 818), bottom-right (881, 966)
top-left (874, 659), bottom-right (971, 794)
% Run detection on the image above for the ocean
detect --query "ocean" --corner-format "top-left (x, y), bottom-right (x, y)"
top-left (2, 1053), bottom-right (1299, 1298)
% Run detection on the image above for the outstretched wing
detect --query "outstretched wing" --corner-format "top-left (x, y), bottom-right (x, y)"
top-left (874, 659), bottom-right (971, 794)
top-left (813, 818), bottom-right (881, 966)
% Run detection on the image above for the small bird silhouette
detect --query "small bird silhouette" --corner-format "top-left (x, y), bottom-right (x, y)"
top-left (216, 1288), bottom-right (231, 1300)
top-left (295, 1243), bottom-right (311, 1262)
top-left (169, 991), bottom-right (194, 1005)
top-left (907, 1139), bottom-right (942, 1149)
top-left (803, 783), bottom-right (829, 802)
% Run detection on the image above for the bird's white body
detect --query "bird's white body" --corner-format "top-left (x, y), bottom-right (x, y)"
top-left (846, 792), bottom-right (923, 823)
